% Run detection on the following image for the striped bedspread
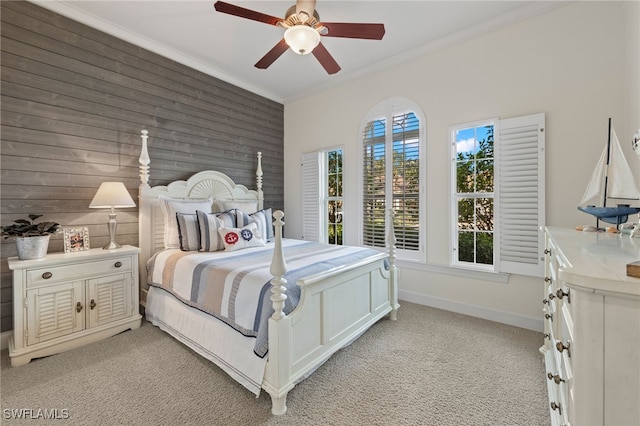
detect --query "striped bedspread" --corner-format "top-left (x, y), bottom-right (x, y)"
top-left (147, 239), bottom-right (383, 357)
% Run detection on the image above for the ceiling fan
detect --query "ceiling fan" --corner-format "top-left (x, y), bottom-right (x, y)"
top-left (213, 0), bottom-right (385, 75)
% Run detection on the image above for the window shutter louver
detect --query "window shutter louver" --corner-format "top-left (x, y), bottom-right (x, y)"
top-left (362, 120), bottom-right (387, 248)
top-left (498, 113), bottom-right (545, 277)
top-left (302, 152), bottom-right (321, 242)
top-left (392, 113), bottom-right (421, 250)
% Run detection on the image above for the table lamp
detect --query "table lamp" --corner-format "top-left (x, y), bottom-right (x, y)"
top-left (89, 182), bottom-right (136, 249)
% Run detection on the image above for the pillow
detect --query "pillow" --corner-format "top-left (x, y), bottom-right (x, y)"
top-left (223, 200), bottom-right (259, 214)
top-left (249, 208), bottom-right (274, 242)
top-left (218, 222), bottom-right (265, 252)
top-left (159, 196), bottom-right (212, 249)
top-left (176, 213), bottom-right (200, 251)
top-left (197, 209), bottom-right (237, 252)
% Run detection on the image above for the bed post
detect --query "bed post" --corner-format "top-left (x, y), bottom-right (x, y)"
top-left (264, 209), bottom-right (293, 415)
top-left (139, 130), bottom-right (150, 190)
top-left (269, 210), bottom-right (287, 320)
top-left (256, 152), bottom-right (264, 210)
top-left (138, 129), bottom-right (151, 306)
top-left (387, 208), bottom-right (400, 320)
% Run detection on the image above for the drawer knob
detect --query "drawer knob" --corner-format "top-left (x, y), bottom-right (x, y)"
top-left (543, 333), bottom-right (550, 340)
top-left (114, 261), bottom-right (123, 268)
top-left (556, 289), bottom-right (570, 302)
top-left (550, 402), bottom-right (562, 415)
top-left (544, 276), bottom-right (552, 283)
top-left (543, 298), bottom-right (549, 305)
top-left (545, 313), bottom-right (553, 321)
top-left (547, 372), bottom-right (565, 385)
top-left (544, 249), bottom-right (551, 255)
top-left (556, 341), bottom-right (570, 356)
top-left (548, 293), bottom-right (555, 300)
top-left (42, 272), bottom-right (53, 280)
top-left (90, 299), bottom-right (96, 310)
top-left (76, 302), bottom-right (83, 313)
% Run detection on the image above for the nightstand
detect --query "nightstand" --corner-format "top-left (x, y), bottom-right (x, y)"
top-left (8, 245), bottom-right (142, 367)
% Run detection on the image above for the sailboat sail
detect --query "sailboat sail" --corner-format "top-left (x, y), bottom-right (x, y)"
top-left (579, 128), bottom-right (640, 205)
top-left (578, 124), bottom-right (640, 225)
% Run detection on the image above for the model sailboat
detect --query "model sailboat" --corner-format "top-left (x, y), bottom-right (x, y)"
top-left (578, 118), bottom-right (640, 227)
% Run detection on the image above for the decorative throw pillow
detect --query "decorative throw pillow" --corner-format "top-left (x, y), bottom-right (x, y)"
top-left (249, 208), bottom-right (274, 242)
top-left (159, 196), bottom-right (212, 249)
top-left (223, 200), bottom-right (259, 215)
top-left (217, 222), bottom-right (265, 252)
top-left (176, 213), bottom-right (200, 251)
top-left (235, 208), bottom-right (252, 228)
top-left (197, 209), bottom-right (237, 252)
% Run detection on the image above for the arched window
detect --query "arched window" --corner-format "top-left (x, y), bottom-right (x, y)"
top-left (360, 98), bottom-right (425, 261)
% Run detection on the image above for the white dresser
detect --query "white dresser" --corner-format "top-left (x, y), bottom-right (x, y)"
top-left (541, 227), bottom-right (640, 425)
top-left (8, 246), bottom-right (142, 367)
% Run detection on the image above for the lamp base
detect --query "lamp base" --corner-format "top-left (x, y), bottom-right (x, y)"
top-left (103, 213), bottom-right (122, 250)
top-left (102, 240), bottom-right (122, 250)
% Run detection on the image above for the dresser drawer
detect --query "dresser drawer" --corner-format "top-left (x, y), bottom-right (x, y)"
top-left (26, 256), bottom-right (132, 287)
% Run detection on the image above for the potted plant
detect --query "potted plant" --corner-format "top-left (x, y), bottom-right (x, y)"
top-left (2, 214), bottom-right (61, 260)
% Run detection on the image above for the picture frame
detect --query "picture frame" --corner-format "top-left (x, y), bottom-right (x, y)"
top-left (63, 227), bottom-right (90, 253)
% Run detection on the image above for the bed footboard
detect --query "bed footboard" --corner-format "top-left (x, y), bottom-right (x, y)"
top-left (263, 210), bottom-right (399, 415)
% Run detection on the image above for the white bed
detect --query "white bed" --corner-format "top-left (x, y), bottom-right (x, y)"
top-left (137, 130), bottom-right (399, 414)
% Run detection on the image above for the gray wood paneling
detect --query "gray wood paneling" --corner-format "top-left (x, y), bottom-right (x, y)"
top-left (0, 1), bottom-right (284, 332)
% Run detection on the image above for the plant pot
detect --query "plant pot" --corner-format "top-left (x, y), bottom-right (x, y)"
top-left (15, 235), bottom-right (51, 260)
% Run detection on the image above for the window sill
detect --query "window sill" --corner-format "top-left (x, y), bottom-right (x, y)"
top-left (396, 259), bottom-right (510, 284)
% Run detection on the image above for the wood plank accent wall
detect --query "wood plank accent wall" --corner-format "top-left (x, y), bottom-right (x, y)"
top-left (0, 1), bottom-right (285, 332)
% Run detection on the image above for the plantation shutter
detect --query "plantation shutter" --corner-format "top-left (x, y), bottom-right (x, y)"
top-left (301, 152), bottom-right (321, 242)
top-left (392, 113), bottom-right (421, 250)
top-left (362, 119), bottom-right (387, 248)
top-left (497, 112), bottom-right (545, 277)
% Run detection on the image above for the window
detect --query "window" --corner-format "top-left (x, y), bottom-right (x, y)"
top-left (325, 149), bottom-right (343, 245)
top-left (450, 113), bottom-right (545, 277)
top-left (451, 121), bottom-right (495, 269)
top-left (301, 148), bottom-right (343, 244)
top-left (360, 98), bottom-right (425, 261)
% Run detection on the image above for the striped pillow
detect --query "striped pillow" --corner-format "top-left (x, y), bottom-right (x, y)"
top-left (249, 208), bottom-right (273, 243)
top-left (176, 213), bottom-right (200, 251)
top-left (196, 209), bottom-right (237, 252)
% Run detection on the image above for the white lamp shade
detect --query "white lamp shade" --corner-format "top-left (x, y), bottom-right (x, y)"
top-left (89, 182), bottom-right (136, 208)
top-left (284, 25), bottom-right (320, 55)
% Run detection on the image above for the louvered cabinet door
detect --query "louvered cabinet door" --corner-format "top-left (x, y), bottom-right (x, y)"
top-left (26, 281), bottom-right (85, 346)
top-left (87, 274), bottom-right (132, 328)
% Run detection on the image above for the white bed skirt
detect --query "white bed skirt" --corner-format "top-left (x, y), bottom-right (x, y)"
top-left (145, 286), bottom-right (267, 395)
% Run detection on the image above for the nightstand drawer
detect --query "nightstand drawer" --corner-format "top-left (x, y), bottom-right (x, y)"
top-left (26, 257), bottom-right (132, 287)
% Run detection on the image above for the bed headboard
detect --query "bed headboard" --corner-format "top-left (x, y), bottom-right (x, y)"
top-left (137, 129), bottom-right (264, 303)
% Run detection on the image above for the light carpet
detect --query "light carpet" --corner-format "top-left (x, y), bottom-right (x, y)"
top-left (1, 302), bottom-right (549, 425)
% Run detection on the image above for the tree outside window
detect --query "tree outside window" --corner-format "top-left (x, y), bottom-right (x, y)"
top-left (326, 149), bottom-right (343, 245)
top-left (454, 123), bottom-right (494, 266)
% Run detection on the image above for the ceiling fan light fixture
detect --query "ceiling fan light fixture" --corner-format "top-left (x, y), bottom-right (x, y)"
top-left (284, 25), bottom-right (320, 55)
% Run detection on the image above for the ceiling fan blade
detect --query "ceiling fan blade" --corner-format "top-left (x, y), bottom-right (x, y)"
top-left (321, 22), bottom-right (385, 40)
top-left (214, 1), bottom-right (282, 26)
top-left (312, 42), bottom-right (341, 75)
top-left (255, 39), bottom-right (289, 69)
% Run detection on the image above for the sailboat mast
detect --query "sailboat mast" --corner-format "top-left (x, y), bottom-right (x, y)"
top-left (602, 117), bottom-right (612, 209)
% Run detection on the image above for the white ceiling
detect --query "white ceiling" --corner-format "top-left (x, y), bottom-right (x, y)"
top-left (32, 1), bottom-right (565, 104)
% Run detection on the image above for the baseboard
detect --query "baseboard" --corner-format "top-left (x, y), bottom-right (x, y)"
top-left (398, 289), bottom-right (543, 332)
top-left (1, 330), bottom-right (11, 351)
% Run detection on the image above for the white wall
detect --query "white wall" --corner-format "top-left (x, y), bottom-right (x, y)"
top-left (625, 0), bottom-right (640, 176)
top-left (283, 1), bottom-right (636, 330)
